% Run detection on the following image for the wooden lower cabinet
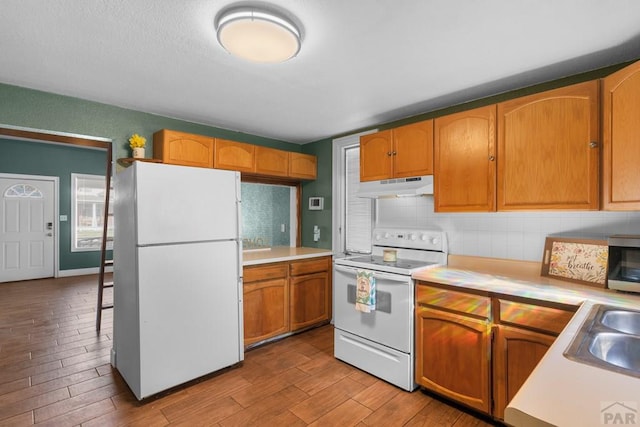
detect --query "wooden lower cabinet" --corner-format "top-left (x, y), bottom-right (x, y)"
top-left (416, 282), bottom-right (577, 420)
top-left (243, 264), bottom-right (289, 347)
top-left (415, 284), bottom-right (492, 414)
top-left (492, 325), bottom-right (555, 420)
top-left (289, 257), bottom-right (331, 331)
top-left (416, 306), bottom-right (492, 414)
top-left (243, 256), bottom-right (331, 348)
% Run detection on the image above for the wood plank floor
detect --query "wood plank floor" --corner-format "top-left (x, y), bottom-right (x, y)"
top-left (0, 274), bottom-right (498, 426)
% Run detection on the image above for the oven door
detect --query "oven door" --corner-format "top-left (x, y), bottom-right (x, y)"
top-left (333, 264), bottom-right (413, 353)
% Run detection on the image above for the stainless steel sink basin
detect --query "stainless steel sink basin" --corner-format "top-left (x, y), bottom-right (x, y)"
top-left (601, 310), bottom-right (640, 335)
top-left (564, 304), bottom-right (640, 378)
top-left (588, 332), bottom-right (640, 371)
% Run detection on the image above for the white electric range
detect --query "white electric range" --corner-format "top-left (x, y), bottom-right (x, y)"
top-left (333, 227), bottom-right (448, 391)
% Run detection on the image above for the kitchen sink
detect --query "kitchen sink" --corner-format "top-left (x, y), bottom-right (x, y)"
top-left (564, 304), bottom-right (640, 378)
top-left (588, 332), bottom-right (640, 371)
top-left (600, 310), bottom-right (640, 335)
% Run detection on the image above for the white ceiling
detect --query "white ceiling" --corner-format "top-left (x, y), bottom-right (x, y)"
top-left (2, 1), bottom-right (640, 144)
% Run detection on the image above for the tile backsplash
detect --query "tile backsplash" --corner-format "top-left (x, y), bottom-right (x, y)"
top-left (377, 196), bottom-right (640, 262)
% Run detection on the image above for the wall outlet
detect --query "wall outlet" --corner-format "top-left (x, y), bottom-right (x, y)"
top-left (280, 224), bottom-right (286, 232)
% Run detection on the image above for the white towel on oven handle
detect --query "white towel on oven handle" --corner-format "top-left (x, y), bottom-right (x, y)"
top-left (355, 269), bottom-right (376, 313)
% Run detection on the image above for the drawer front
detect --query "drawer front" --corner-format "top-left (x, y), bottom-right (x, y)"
top-left (416, 284), bottom-right (490, 319)
top-left (290, 257), bottom-right (330, 276)
top-left (497, 299), bottom-right (575, 335)
top-left (243, 263), bottom-right (288, 283)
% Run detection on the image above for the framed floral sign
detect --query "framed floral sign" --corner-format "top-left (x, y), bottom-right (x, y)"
top-left (540, 237), bottom-right (608, 288)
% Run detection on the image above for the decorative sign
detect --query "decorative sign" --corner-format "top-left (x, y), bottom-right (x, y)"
top-left (541, 237), bottom-right (608, 288)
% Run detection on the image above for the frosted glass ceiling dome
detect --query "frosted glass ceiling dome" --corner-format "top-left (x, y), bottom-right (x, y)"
top-left (215, 6), bottom-right (301, 63)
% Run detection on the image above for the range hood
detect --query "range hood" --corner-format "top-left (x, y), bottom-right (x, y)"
top-left (356, 175), bottom-right (434, 198)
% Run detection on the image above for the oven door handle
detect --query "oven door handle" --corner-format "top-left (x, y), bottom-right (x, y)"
top-left (334, 265), bottom-right (410, 284)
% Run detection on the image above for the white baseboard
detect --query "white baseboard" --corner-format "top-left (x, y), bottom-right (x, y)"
top-left (58, 266), bottom-right (113, 277)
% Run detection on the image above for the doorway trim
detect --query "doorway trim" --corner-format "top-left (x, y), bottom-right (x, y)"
top-left (0, 172), bottom-right (60, 279)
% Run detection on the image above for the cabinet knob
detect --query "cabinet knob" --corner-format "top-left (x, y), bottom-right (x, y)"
top-left (387, 151), bottom-right (392, 156)
top-left (392, 151), bottom-right (397, 156)
top-left (589, 141), bottom-right (598, 148)
top-left (489, 155), bottom-right (495, 161)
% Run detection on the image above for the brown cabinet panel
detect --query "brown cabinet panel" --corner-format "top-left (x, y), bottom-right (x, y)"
top-left (393, 120), bottom-right (434, 177)
top-left (497, 81), bottom-right (599, 210)
top-left (290, 257), bottom-right (330, 276)
top-left (434, 105), bottom-right (496, 212)
top-left (289, 152), bottom-right (317, 180)
top-left (244, 263), bottom-right (287, 283)
top-left (360, 130), bottom-right (393, 181)
top-left (416, 283), bottom-right (490, 319)
top-left (289, 271), bottom-right (330, 331)
top-left (214, 138), bottom-right (255, 173)
top-left (153, 129), bottom-right (214, 168)
top-left (496, 299), bottom-right (575, 335)
top-left (416, 306), bottom-right (492, 414)
top-left (243, 278), bottom-right (289, 346)
top-left (255, 146), bottom-right (289, 177)
top-left (603, 59), bottom-right (640, 210)
top-left (360, 121), bottom-right (434, 182)
top-left (492, 325), bottom-right (556, 420)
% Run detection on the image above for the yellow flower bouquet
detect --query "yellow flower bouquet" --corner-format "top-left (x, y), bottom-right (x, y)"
top-left (128, 133), bottom-right (146, 149)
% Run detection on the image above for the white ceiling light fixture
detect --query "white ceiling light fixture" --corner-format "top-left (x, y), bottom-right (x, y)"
top-left (215, 6), bottom-right (301, 64)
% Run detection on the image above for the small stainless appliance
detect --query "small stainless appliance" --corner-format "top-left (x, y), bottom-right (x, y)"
top-left (333, 227), bottom-right (447, 391)
top-left (608, 235), bottom-right (640, 293)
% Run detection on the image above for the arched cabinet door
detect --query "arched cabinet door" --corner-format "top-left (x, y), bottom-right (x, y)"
top-left (602, 59), bottom-right (640, 210)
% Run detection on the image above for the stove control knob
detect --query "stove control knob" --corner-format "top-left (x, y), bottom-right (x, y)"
top-left (408, 233), bottom-right (417, 241)
top-left (383, 232), bottom-right (390, 239)
top-left (431, 237), bottom-right (439, 245)
top-left (420, 234), bottom-right (428, 241)
top-left (374, 234), bottom-right (381, 241)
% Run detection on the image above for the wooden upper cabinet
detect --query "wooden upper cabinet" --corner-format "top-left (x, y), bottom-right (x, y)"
top-left (153, 129), bottom-right (214, 168)
top-left (214, 138), bottom-right (255, 173)
top-left (360, 130), bottom-right (393, 181)
top-left (394, 120), bottom-right (434, 178)
top-left (602, 60), bottom-right (640, 210)
top-left (497, 81), bottom-right (599, 210)
top-left (360, 120), bottom-right (433, 182)
top-left (288, 152), bottom-right (317, 180)
top-left (434, 105), bottom-right (496, 212)
top-left (255, 146), bottom-right (289, 177)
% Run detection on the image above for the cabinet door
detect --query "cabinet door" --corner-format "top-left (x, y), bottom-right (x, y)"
top-left (289, 271), bottom-right (330, 331)
top-left (255, 146), bottom-right (289, 177)
top-left (497, 81), bottom-right (599, 210)
top-left (434, 105), bottom-right (496, 212)
top-left (152, 130), bottom-right (214, 168)
top-left (415, 306), bottom-right (491, 414)
top-left (243, 278), bottom-right (289, 347)
top-left (288, 152), bottom-right (317, 180)
top-left (493, 325), bottom-right (556, 420)
top-left (360, 130), bottom-right (393, 181)
top-left (214, 138), bottom-right (255, 173)
top-left (393, 120), bottom-right (434, 178)
top-left (603, 60), bottom-right (640, 210)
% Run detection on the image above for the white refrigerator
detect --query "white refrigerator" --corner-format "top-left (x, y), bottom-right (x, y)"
top-left (112, 161), bottom-right (243, 400)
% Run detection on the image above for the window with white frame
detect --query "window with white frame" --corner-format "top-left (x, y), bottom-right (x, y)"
top-left (332, 131), bottom-right (376, 255)
top-left (71, 173), bottom-right (113, 252)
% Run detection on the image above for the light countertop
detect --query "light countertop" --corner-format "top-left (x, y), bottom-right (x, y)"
top-left (412, 257), bottom-right (640, 427)
top-left (242, 246), bottom-right (333, 266)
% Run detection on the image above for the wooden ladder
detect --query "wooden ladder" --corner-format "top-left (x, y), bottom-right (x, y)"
top-left (96, 148), bottom-right (114, 332)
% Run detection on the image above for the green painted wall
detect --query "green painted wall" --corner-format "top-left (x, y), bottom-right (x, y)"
top-left (0, 83), bottom-right (299, 163)
top-left (0, 137), bottom-right (110, 270)
top-left (0, 83), bottom-right (307, 271)
top-left (301, 138), bottom-right (332, 249)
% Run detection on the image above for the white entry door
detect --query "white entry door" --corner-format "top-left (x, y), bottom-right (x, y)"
top-left (0, 176), bottom-right (55, 282)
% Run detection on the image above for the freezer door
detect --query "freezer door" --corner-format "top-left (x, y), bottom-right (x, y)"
top-left (133, 162), bottom-right (240, 245)
top-left (136, 240), bottom-right (242, 399)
